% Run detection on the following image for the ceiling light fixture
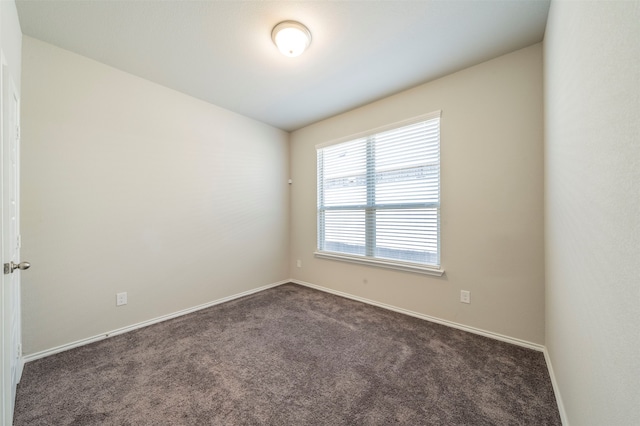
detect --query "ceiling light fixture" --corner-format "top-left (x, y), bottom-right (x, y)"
top-left (271, 21), bottom-right (311, 58)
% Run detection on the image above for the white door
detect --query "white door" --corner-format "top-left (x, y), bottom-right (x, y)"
top-left (1, 59), bottom-right (25, 425)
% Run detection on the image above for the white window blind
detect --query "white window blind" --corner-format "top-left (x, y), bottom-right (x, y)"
top-left (317, 114), bottom-right (440, 270)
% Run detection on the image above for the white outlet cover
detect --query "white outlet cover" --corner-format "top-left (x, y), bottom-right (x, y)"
top-left (116, 292), bottom-right (127, 306)
top-left (460, 290), bottom-right (471, 304)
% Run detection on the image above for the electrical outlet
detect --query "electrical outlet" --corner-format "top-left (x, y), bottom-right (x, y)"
top-left (460, 290), bottom-right (471, 304)
top-left (296, 259), bottom-right (302, 268)
top-left (116, 292), bottom-right (127, 306)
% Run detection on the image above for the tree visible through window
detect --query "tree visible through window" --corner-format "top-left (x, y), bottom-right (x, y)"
top-left (317, 113), bottom-right (441, 269)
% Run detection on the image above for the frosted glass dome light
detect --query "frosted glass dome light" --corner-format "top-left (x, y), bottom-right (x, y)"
top-left (272, 21), bottom-right (311, 57)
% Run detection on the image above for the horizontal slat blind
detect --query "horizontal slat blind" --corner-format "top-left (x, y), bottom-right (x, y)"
top-left (317, 115), bottom-right (440, 267)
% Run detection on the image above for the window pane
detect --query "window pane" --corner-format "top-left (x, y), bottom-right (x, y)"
top-left (375, 208), bottom-right (438, 264)
top-left (320, 138), bottom-right (367, 207)
top-left (375, 165), bottom-right (439, 205)
top-left (375, 121), bottom-right (439, 170)
top-left (374, 120), bottom-right (439, 206)
top-left (323, 209), bottom-right (366, 255)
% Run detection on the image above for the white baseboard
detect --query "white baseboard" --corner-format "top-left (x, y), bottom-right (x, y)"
top-left (20, 279), bottom-right (545, 359)
top-left (290, 279), bottom-right (545, 352)
top-left (16, 356), bottom-right (24, 385)
top-left (22, 279), bottom-right (289, 363)
top-left (543, 348), bottom-right (569, 426)
top-left (21, 277), bottom-right (565, 425)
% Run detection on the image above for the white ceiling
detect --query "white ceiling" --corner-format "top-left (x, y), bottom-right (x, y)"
top-left (16, 1), bottom-right (550, 132)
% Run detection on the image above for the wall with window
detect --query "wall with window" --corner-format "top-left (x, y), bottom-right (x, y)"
top-left (290, 43), bottom-right (544, 345)
top-left (21, 37), bottom-right (290, 355)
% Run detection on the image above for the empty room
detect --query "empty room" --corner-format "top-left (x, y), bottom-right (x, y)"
top-left (0, 0), bottom-right (637, 424)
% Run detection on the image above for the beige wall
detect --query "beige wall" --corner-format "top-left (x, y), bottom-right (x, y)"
top-left (544, 1), bottom-right (640, 424)
top-left (290, 44), bottom-right (545, 344)
top-left (20, 37), bottom-right (290, 355)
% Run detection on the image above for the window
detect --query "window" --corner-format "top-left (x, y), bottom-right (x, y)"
top-left (316, 112), bottom-right (442, 275)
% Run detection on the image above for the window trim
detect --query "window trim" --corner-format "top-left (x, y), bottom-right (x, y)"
top-left (314, 250), bottom-right (445, 276)
top-left (315, 111), bottom-right (443, 275)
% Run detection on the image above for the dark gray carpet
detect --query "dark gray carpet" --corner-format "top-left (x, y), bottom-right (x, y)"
top-left (14, 283), bottom-right (560, 425)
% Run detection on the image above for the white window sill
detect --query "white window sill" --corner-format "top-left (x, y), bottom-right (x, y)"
top-left (314, 251), bottom-right (445, 277)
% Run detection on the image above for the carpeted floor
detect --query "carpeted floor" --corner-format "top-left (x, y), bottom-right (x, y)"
top-left (14, 283), bottom-right (561, 425)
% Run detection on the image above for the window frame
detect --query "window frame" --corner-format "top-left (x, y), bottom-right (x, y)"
top-left (315, 111), bottom-right (444, 276)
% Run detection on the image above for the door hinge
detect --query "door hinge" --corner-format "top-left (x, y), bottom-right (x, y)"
top-left (17, 234), bottom-right (21, 249)
top-left (16, 125), bottom-right (20, 140)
